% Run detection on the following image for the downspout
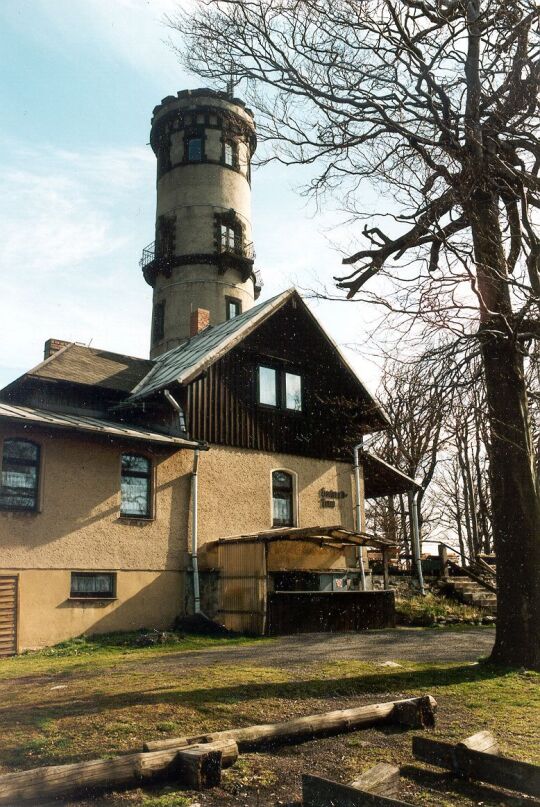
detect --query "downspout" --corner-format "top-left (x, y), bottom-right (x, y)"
top-left (408, 488), bottom-right (425, 595)
top-left (352, 442), bottom-right (367, 591)
top-left (191, 448), bottom-right (201, 613)
top-left (164, 389), bottom-right (201, 613)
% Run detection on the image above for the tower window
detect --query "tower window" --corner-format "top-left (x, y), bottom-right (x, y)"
top-left (0, 439), bottom-right (40, 511)
top-left (272, 471), bottom-right (295, 528)
top-left (226, 298), bottom-right (242, 320)
top-left (187, 137), bottom-right (202, 162)
top-left (120, 454), bottom-right (151, 518)
top-left (221, 223), bottom-right (240, 253)
top-left (223, 141), bottom-right (236, 167)
top-left (152, 301), bottom-right (165, 343)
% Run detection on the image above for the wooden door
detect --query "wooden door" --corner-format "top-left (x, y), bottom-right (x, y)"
top-left (0, 575), bottom-right (18, 656)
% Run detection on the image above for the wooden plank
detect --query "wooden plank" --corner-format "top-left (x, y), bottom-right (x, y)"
top-left (412, 735), bottom-right (540, 797)
top-left (350, 763), bottom-right (400, 798)
top-left (144, 696), bottom-right (437, 753)
top-left (302, 774), bottom-right (414, 806)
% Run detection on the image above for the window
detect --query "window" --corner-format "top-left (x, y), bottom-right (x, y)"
top-left (285, 372), bottom-right (302, 411)
top-left (120, 454), bottom-right (151, 518)
top-left (0, 439), bottom-right (40, 511)
top-left (226, 298), bottom-right (241, 320)
top-left (272, 471), bottom-right (294, 527)
top-left (223, 140), bottom-right (235, 166)
top-left (187, 137), bottom-right (202, 162)
top-left (257, 367), bottom-right (303, 411)
top-left (258, 366), bottom-right (277, 407)
top-left (221, 223), bottom-right (238, 253)
top-left (152, 301), bottom-right (165, 343)
top-left (70, 572), bottom-right (116, 599)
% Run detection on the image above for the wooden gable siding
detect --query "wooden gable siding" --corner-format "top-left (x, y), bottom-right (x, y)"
top-left (185, 299), bottom-right (380, 460)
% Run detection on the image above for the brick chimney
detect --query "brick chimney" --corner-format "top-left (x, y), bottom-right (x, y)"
top-left (190, 308), bottom-right (210, 337)
top-left (44, 338), bottom-right (70, 360)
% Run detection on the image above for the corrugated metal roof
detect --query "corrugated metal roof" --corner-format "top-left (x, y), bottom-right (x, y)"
top-left (362, 450), bottom-right (421, 498)
top-left (0, 402), bottom-right (202, 448)
top-left (130, 290), bottom-right (294, 400)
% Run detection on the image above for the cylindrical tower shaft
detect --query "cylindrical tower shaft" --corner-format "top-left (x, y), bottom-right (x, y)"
top-left (142, 89), bottom-right (261, 358)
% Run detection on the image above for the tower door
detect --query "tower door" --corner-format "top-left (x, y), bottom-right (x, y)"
top-left (0, 575), bottom-right (18, 656)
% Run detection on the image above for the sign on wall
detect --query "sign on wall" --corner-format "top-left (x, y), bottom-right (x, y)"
top-left (319, 488), bottom-right (348, 509)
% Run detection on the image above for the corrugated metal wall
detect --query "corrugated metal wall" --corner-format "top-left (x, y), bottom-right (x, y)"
top-left (217, 542), bottom-right (267, 634)
top-left (0, 575), bottom-right (18, 656)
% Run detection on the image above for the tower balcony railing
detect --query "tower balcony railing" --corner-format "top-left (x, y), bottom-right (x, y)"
top-left (141, 240), bottom-right (256, 268)
top-left (220, 240), bottom-right (256, 261)
top-left (140, 241), bottom-right (155, 269)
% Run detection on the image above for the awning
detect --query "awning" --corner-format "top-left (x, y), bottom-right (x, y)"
top-left (362, 451), bottom-right (421, 498)
top-left (0, 402), bottom-right (204, 449)
top-left (205, 525), bottom-right (397, 549)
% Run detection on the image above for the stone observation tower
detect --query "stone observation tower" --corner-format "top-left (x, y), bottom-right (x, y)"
top-left (141, 88), bottom-right (262, 358)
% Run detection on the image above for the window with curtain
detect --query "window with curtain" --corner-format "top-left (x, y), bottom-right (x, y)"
top-left (70, 572), bottom-right (116, 598)
top-left (272, 470), bottom-right (294, 527)
top-left (120, 454), bottom-right (151, 518)
top-left (0, 439), bottom-right (40, 511)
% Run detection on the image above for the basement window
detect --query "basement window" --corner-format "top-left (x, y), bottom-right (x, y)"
top-left (120, 453), bottom-right (152, 518)
top-left (70, 572), bottom-right (116, 599)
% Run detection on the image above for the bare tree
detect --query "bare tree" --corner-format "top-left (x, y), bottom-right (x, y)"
top-left (173, 0), bottom-right (540, 668)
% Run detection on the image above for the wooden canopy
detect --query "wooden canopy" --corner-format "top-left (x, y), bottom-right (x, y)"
top-left (205, 525), bottom-right (397, 549)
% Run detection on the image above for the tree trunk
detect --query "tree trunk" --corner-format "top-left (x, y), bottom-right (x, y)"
top-left (471, 192), bottom-right (540, 669)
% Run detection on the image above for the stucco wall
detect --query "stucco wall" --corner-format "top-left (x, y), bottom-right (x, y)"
top-left (2, 569), bottom-right (183, 650)
top-left (0, 428), bottom-right (362, 569)
top-left (0, 425), bottom-right (193, 571)
top-left (0, 425), bottom-right (365, 647)
top-left (196, 444), bottom-right (361, 543)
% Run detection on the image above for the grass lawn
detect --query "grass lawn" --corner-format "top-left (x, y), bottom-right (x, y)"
top-left (0, 629), bottom-right (538, 806)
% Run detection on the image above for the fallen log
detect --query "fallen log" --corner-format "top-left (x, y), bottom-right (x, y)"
top-left (413, 731), bottom-right (540, 798)
top-left (144, 695), bottom-right (437, 753)
top-left (0, 738), bottom-right (238, 805)
top-left (302, 773), bottom-right (414, 806)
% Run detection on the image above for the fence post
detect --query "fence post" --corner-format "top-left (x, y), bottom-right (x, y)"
top-left (438, 544), bottom-right (449, 578)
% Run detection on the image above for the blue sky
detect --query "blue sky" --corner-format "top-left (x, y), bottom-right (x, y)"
top-left (0, 0), bottom-right (382, 392)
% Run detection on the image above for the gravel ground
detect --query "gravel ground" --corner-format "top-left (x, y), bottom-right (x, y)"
top-left (143, 627), bottom-right (495, 673)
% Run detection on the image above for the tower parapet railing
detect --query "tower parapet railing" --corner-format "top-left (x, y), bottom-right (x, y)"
top-left (140, 241), bottom-right (155, 270)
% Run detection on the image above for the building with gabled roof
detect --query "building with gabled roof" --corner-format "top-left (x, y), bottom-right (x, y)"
top-left (0, 89), bottom-right (417, 653)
